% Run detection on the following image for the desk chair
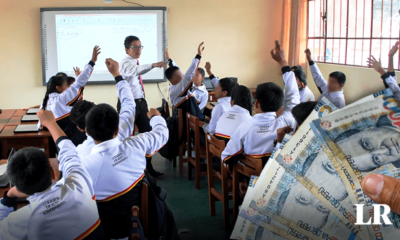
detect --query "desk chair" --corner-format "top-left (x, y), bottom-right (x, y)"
top-left (206, 134), bottom-right (232, 230)
top-left (178, 109), bottom-right (187, 174)
top-left (232, 155), bottom-right (263, 222)
top-left (139, 181), bottom-right (149, 238)
top-left (186, 114), bottom-right (207, 189)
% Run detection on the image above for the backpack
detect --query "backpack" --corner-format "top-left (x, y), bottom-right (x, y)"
top-left (158, 116), bottom-right (180, 160)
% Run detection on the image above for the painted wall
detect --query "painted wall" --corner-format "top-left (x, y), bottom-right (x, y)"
top-left (0, 0), bottom-right (285, 109)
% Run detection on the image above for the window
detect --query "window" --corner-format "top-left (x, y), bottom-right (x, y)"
top-left (308, 0), bottom-right (400, 69)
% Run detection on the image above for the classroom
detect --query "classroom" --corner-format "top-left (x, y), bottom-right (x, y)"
top-left (1, 0), bottom-right (400, 239)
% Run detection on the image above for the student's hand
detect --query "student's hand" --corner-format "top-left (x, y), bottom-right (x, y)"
top-left (147, 108), bottom-right (161, 119)
top-left (361, 174), bottom-right (400, 215)
top-left (73, 66), bottom-right (81, 77)
top-left (276, 126), bottom-right (293, 144)
top-left (7, 187), bottom-right (29, 199)
top-left (270, 40), bottom-right (288, 67)
top-left (205, 62), bottom-right (212, 76)
top-left (91, 45), bottom-right (101, 63)
top-left (389, 41), bottom-right (399, 57)
top-left (198, 42), bottom-right (205, 56)
top-left (165, 48), bottom-right (170, 60)
top-left (37, 109), bottom-right (57, 128)
top-left (367, 56), bottom-right (386, 75)
top-left (152, 62), bottom-right (167, 68)
top-left (105, 58), bottom-right (120, 77)
top-left (304, 49), bottom-right (313, 62)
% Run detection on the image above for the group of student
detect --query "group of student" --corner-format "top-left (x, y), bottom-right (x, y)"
top-left (1, 32), bottom-right (400, 240)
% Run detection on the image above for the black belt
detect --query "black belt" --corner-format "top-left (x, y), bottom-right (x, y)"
top-left (135, 98), bottom-right (146, 103)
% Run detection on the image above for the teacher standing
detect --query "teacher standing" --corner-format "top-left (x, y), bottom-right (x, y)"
top-left (119, 35), bottom-right (167, 177)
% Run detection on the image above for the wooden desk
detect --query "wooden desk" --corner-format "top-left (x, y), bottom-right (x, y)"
top-left (0, 158), bottom-right (60, 209)
top-left (6, 117), bottom-right (37, 126)
top-left (12, 109), bottom-right (28, 117)
top-left (0, 109), bottom-right (17, 118)
top-left (0, 126), bottom-right (52, 158)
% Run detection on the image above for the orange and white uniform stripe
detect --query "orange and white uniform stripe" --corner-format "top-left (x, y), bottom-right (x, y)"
top-left (215, 105), bottom-right (252, 140)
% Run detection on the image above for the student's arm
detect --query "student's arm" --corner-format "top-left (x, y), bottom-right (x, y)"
top-left (279, 67), bottom-right (300, 126)
top-left (205, 62), bottom-right (219, 87)
top-left (305, 49), bottom-right (328, 94)
top-left (203, 104), bottom-right (224, 135)
top-left (387, 42), bottom-right (399, 86)
top-left (221, 123), bottom-right (247, 163)
top-left (0, 201), bottom-right (30, 239)
top-left (367, 56), bottom-right (400, 99)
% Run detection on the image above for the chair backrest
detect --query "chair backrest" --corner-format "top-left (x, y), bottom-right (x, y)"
top-left (206, 133), bottom-right (226, 159)
top-left (139, 182), bottom-right (149, 237)
top-left (178, 109), bottom-right (184, 138)
top-left (237, 155), bottom-right (263, 177)
top-left (186, 113), bottom-right (199, 152)
top-left (163, 100), bottom-right (170, 118)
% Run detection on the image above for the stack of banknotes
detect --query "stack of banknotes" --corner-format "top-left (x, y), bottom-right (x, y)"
top-left (231, 88), bottom-right (400, 240)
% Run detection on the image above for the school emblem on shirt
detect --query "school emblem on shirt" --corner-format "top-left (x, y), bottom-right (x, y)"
top-left (256, 198), bottom-right (266, 208)
top-left (283, 154), bottom-right (293, 164)
top-left (320, 120), bottom-right (332, 130)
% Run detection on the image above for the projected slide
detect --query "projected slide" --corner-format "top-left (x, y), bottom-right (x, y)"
top-left (41, 8), bottom-right (166, 84)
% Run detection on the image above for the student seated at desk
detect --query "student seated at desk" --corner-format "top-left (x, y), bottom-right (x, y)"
top-left (0, 110), bottom-right (103, 240)
top-left (70, 67), bottom-right (136, 158)
top-left (81, 58), bottom-right (168, 239)
top-left (291, 65), bottom-right (315, 102)
top-left (221, 40), bottom-right (300, 166)
top-left (214, 85), bottom-right (253, 141)
top-left (305, 48), bottom-right (346, 109)
top-left (166, 48), bottom-right (210, 112)
top-left (203, 78), bottom-right (238, 135)
top-left (38, 46), bottom-right (101, 146)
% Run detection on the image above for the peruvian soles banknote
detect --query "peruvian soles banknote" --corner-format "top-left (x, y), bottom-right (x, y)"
top-left (310, 96), bottom-right (400, 240)
top-left (248, 97), bottom-right (362, 240)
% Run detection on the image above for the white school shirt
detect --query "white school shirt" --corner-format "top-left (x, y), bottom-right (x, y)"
top-left (203, 97), bottom-right (232, 135)
top-left (309, 62), bottom-right (346, 109)
top-left (82, 116), bottom-right (168, 201)
top-left (37, 62), bottom-right (93, 129)
top-left (215, 105), bottom-right (252, 139)
top-left (300, 86), bottom-right (316, 102)
top-left (76, 80), bottom-right (136, 158)
top-left (382, 73), bottom-right (400, 100)
top-left (221, 68), bottom-right (300, 161)
top-left (0, 138), bottom-right (100, 240)
top-left (187, 84), bottom-right (209, 112)
top-left (120, 54), bottom-right (153, 99)
top-left (168, 56), bottom-right (201, 107)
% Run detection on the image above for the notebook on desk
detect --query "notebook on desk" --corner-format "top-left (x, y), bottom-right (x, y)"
top-left (14, 124), bottom-right (39, 133)
top-left (21, 115), bottom-right (39, 122)
top-left (26, 108), bottom-right (40, 114)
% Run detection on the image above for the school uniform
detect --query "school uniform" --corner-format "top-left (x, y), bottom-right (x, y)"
top-left (381, 72), bottom-right (400, 100)
top-left (0, 137), bottom-right (103, 240)
top-left (203, 97), bottom-right (232, 135)
top-left (81, 114), bottom-right (168, 238)
top-left (299, 86), bottom-right (316, 102)
top-left (309, 61), bottom-right (346, 109)
top-left (76, 80), bottom-right (136, 158)
top-left (221, 66), bottom-right (300, 165)
top-left (215, 105), bottom-right (252, 140)
top-left (168, 55), bottom-right (201, 107)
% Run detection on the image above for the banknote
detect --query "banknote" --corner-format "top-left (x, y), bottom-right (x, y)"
top-left (310, 96), bottom-right (400, 239)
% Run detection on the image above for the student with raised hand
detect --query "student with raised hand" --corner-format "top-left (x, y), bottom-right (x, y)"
top-left (81, 58), bottom-right (169, 239)
top-left (305, 48), bottom-right (346, 109)
top-left (165, 48), bottom-right (209, 112)
top-left (367, 55), bottom-right (400, 100)
top-left (165, 42), bottom-right (205, 107)
top-left (70, 59), bottom-right (136, 158)
top-left (221, 40), bottom-right (300, 166)
top-left (0, 109), bottom-right (103, 240)
top-left (291, 65), bottom-right (316, 102)
top-left (214, 85), bottom-right (253, 141)
top-left (205, 61), bottom-right (220, 88)
top-left (38, 45), bottom-right (101, 146)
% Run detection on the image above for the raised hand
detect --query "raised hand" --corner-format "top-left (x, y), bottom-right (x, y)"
top-left (73, 67), bottom-right (81, 77)
top-left (367, 56), bottom-right (385, 75)
top-left (91, 45), bottom-right (101, 63)
top-left (389, 41), bottom-right (399, 57)
top-left (37, 109), bottom-right (56, 128)
top-left (152, 61), bottom-right (167, 68)
top-left (304, 49), bottom-right (313, 62)
top-left (147, 108), bottom-right (161, 119)
top-left (205, 62), bottom-right (212, 76)
top-left (105, 58), bottom-right (120, 77)
top-left (276, 126), bottom-right (293, 144)
top-left (165, 48), bottom-right (170, 60)
top-left (198, 42), bottom-right (205, 56)
top-left (270, 40), bottom-right (288, 67)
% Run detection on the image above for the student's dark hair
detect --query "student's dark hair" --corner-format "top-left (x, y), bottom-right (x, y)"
top-left (197, 68), bottom-right (205, 78)
top-left (165, 66), bottom-right (180, 80)
top-left (56, 72), bottom-right (67, 77)
top-left (67, 76), bottom-right (75, 86)
top-left (291, 65), bottom-right (307, 87)
top-left (231, 85), bottom-right (253, 114)
top-left (86, 103), bottom-right (119, 141)
top-left (70, 100), bottom-right (96, 130)
top-left (124, 35), bottom-right (140, 49)
top-left (8, 148), bottom-right (52, 195)
top-left (255, 82), bottom-right (284, 112)
top-left (291, 101), bottom-right (318, 126)
top-left (41, 76), bottom-right (68, 110)
top-left (329, 71), bottom-right (346, 85)
top-left (219, 78), bottom-right (237, 97)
